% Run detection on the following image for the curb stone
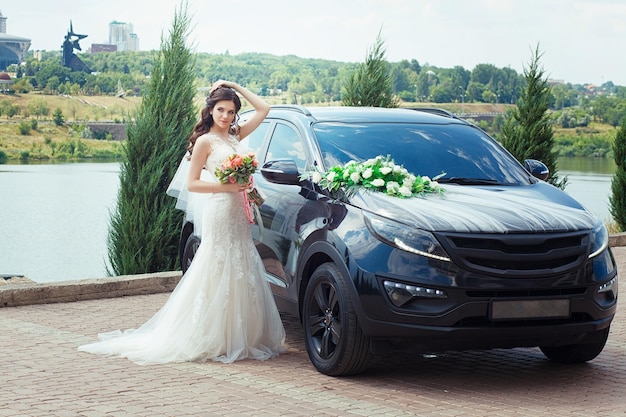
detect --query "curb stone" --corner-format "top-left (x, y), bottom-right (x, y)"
top-left (609, 231), bottom-right (626, 247)
top-left (0, 271), bottom-right (181, 308)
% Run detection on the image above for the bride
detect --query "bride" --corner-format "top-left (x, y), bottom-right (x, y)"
top-left (79, 80), bottom-right (286, 364)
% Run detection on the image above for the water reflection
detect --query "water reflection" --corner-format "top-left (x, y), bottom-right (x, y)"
top-left (558, 157), bottom-right (616, 222)
top-left (558, 156), bottom-right (616, 174)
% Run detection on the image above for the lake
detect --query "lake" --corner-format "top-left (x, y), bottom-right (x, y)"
top-left (558, 156), bottom-right (616, 223)
top-left (0, 158), bottom-right (617, 283)
top-left (0, 162), bottom-right (121, 283)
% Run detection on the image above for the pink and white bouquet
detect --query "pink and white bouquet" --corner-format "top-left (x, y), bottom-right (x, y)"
top-left (215, 152), bottom-right (259, 186)
top-left (215, 153), bottom-right (264, 222)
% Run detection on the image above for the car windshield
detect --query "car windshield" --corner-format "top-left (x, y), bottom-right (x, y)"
top-left (312, 122), bottom-right (532, 185)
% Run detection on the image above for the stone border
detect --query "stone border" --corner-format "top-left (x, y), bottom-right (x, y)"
top-left (0, 271), bottom-right (181, 308)
top-left (609, 232), bottom-right (626, 247)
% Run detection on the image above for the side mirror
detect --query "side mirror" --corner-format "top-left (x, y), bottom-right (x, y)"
top-left (261, 159), bottom-right (301, 185)
top-left (523, 159), bottom-right (549, 181)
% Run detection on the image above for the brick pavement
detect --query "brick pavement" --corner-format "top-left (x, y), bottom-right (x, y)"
top-left (1, 247), bottom-right (625, 417)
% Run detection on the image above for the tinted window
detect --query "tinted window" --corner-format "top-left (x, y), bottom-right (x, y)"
top-left (312, 122), bottom-right (530, 184)
top-left (240, 121), bottom-right (269, 156)
top-left (266, 123), bottom-right (308, 172)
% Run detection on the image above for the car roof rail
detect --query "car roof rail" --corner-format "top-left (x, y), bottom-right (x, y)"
top-left (408, 107), bottom-right (460, 119)
top-left (270, 104), bottom-right (312, 116)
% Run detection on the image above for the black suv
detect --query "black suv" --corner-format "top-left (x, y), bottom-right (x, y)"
top-left (178, 105), bottom-right (618, 376)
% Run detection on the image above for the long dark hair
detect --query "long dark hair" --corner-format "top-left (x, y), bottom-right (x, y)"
top-left (187, 87), bottom-right (242, 155)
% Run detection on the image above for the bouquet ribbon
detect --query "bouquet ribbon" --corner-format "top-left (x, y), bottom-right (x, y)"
top-left (243, 191), bottom-right (255, 224)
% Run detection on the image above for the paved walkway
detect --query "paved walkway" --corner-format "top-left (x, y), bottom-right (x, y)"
top-left (1, 247), bottom-right (625, 417)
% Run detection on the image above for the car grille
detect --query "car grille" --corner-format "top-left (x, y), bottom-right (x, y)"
top-left (435, 230), bottom-right (590, 278)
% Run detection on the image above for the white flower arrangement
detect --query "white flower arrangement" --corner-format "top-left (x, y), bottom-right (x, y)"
top-left (302, 155), bottom-right (445, 198)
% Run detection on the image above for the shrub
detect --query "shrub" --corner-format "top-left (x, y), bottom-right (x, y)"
top-left (53, 108), bottom-right (65, 126)
top-left (18, 120), bottom-right (31, 135)
top-left (610, 119), bottom-right (626, 231)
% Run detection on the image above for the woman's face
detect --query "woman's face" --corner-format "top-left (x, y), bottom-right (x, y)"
top-left (211, 100), bottom-right (237, 131)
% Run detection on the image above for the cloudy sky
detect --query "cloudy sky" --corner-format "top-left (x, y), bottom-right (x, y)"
top-left (4, 0), bottom-right (625, 86)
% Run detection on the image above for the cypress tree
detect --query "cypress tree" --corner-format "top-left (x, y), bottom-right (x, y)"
top-left (609, 119), bottom-right (626, 231)
top-left (107, 4), bottom-right (197, 275)
top-left (500, 45), bottom-right (565, 188)
top-left (342, 31), bottom-right (399, 108)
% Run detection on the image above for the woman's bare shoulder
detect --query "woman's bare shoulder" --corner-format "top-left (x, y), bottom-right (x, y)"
top-left (198, 132), bottom-right (220, 142)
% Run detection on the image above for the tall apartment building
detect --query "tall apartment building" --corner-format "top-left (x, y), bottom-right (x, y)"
top-left (0, 10), bottom-right (7, 33)
top-left (108, 21), bottom-right (139, 51)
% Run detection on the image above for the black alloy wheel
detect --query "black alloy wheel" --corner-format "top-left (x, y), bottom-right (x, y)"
top-left (181, 233), bottom-right (201, 273)
top-left (302, 262), bottom-right (370, 376)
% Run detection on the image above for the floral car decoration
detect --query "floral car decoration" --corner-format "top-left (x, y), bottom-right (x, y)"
top-left (303, 155), bottom-right (445, 198)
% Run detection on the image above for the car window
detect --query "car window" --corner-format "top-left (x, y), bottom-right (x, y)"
top-left (239, 121), bottom-right (269, 156)
top-left (265, 123), bottom-right (308, 172)
top-left (313, 122), bottom-right (531, 184)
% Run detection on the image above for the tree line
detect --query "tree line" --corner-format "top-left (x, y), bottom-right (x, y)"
top-left (5, 48), bottom-right (625, 126)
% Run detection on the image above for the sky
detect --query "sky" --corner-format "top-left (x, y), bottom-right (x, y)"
top-left (4, 0), bottom-right (625, 86)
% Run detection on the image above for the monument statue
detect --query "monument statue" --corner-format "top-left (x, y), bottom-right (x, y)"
top-left (62, 21), bottom-right (90, 73)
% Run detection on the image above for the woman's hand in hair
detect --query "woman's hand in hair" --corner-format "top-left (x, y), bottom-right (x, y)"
top-left (210, 80), bottom-right (238, 94)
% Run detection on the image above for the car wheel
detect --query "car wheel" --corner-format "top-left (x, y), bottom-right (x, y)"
top-left (302, 262), bottom-right (370, 376)
top-left (540, 327), bottom-right (610, 364)
top-left (181, 233), bottom-right (201, 273)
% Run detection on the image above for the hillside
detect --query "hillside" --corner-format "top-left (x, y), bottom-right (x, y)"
top-left (4, 92), bottom-right (509, 119)
top-left (1, 92), bottom-right (142, 122)
top-left (0, 91), bottom-right (606, 162)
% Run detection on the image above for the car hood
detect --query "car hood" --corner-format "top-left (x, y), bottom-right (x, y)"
top-left (351, 182), bottom-right (597, 233)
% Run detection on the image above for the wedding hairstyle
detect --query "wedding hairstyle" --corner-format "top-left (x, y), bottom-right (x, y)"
top-left (187, 87), bottom-right (242, 155)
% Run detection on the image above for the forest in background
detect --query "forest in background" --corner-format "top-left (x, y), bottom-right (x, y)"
top-left (0, 48), bottom-right (624, 162)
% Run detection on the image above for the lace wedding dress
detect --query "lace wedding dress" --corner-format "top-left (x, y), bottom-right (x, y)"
top-left (78, 133), bottom-right (286, 364)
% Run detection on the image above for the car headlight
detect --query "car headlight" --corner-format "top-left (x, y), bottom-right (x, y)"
top-left (589, 221), bottom-right (609, 259)
top-left (363, 211), bottom-right (450, 262)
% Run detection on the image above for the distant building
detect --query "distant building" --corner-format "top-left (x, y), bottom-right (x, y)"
top-left (109, 21), bottom-right (139, 51)
top-left (0, 71), bottom-right (12, 92)
top-left (127, 33), bottom-right (139, 51)
top-left (0, 10), bottom-right (31, 70)
top-left (91, 43), bottom-right (117, 53)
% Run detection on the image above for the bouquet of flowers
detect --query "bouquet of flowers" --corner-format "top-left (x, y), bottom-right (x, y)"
top-left (215, 152), bottom-right (259, 186)
top-left (215, 153), bottom-right (264, 221)
top-left (303, 155), bottom-right (445, 199)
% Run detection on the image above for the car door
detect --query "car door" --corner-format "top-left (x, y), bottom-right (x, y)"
top-left (251, 121), bottom-right (311, 302)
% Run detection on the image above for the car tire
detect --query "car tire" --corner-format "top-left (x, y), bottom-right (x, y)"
top-left (181, 233), bottom-right (201, 274)
top-left (539, 327), bottom-right (610, 364)
top-left (302, 262), bottom-right (371, 376)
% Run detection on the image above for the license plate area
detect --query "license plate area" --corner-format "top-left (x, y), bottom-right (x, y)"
top-left (490, 299), bottom-right (570, 320)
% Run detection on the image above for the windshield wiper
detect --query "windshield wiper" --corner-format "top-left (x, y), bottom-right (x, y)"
top-left (437, 177), bottom-right (502, 185)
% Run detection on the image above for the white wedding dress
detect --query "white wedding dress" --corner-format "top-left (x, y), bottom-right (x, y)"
top-left (78, 133), bottom-right (286, 364)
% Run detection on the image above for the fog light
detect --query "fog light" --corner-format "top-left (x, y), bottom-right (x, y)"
top-left (384, 280), bottom-right (447, 307)
top-left (598, 277), bottom-right (617, 294)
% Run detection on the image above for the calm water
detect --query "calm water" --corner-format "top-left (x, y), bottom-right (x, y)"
top-left (559, 156), bottom-right (616, 223)
top-left (0, 162), bottom-right (120, 283)
top-left (0, 158), bottom-right (617, 283)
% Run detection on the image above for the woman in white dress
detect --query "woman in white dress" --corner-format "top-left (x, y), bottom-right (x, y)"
top-left (79, 80), bottom-right (286, 364)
